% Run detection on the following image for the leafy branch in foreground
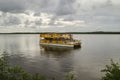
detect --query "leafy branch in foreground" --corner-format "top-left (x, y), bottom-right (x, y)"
top-left (101, 59), bottom-right (120, 80)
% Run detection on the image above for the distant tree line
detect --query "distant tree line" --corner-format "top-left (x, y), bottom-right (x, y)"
top-left (0, 31), bottom-right (120, 34)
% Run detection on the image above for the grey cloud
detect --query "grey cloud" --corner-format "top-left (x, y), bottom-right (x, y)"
top-left (24, 20), bottom-right (35, 26)
top-left (48, 16), bottom-right (57, 25)
top-left (7, 16), bottom-right (21, 25)
top-left (55, 0), bottom-right (77, 16)
top-left (35, 19), bottom-right (42, 25)
top-left (92, 0), bottom-right (112, 10)
top-left (0, 0), bottom-right (26, 13)
top-left (1, 13), bottom-right (21, 26)
top-left (34, 12), bottom-right (40, 16)
top-left (27, 0), bottom-right (58, 13)
top-left (104, 0), bottom-right (113, 7)
top-left (0, 0), bottom-right (81, 16)
top-left (24, 20), bottom-right (30, 25)
top-left (0, 0), bottom-right (57, 13)
top-left (62, 15), bottom-right (76, 21)
top-left (75, 0), bottom-right (120, 23)
top-left (4, 18), bottom-right (21, 26)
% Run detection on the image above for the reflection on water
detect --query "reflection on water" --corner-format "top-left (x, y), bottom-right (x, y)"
top-left (40, 48), bottom-right (74, 58)
top-left (0, 34), bottom-right (120, 80)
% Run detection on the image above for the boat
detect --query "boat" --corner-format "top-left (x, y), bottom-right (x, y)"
top-left (40, 33), bottom-right (81, 49)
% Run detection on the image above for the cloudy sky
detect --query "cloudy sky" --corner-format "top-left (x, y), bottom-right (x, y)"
top-left (0, 0), bottom-right (120, 32)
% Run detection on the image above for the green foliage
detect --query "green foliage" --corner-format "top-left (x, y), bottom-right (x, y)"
top-left (64, 72), bottom-right (76, 80)
top-left (101, 59), bottom-right (120, 80)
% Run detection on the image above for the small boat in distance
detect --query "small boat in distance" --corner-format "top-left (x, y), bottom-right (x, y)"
top-left (40, 33), bottom-right (81, 49)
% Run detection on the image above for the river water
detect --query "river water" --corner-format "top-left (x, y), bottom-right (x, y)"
top-left (0, 34), bottom-right (120, 80)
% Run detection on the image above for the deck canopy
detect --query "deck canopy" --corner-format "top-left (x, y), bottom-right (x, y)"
top-left (40, 33), bottom-right (72, 39)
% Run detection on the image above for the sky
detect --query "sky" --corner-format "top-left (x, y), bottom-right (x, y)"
top-left (0, 0), bottom-right (120, 32)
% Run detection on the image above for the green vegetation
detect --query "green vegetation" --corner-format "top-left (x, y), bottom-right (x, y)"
top-left (101, 59), bottom-right (120, 80)
top-left (64, 72), bottom-right (76, 80)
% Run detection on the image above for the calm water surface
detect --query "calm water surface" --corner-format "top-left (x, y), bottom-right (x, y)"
top-left (0, 34), bottom-right (120, 80)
